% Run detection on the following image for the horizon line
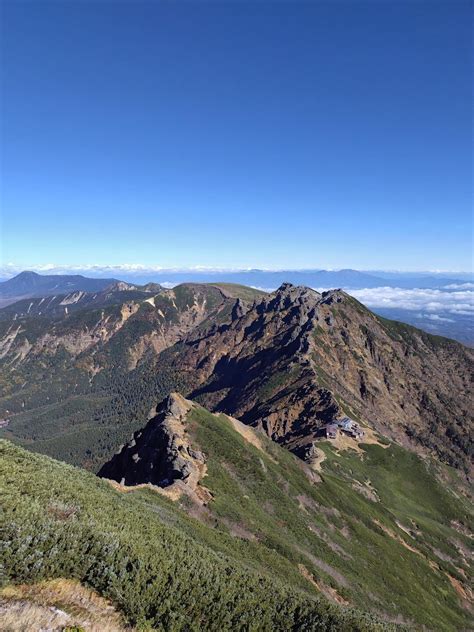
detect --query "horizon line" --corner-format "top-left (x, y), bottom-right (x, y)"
top-left (1, 264), bottom-right (473, 276)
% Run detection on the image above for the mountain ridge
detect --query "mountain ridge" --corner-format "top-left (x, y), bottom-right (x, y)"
top-left (0, 271), bottom-right (119, 306)
top-left (93, 393), bottom-right (472, 630)
top-left (159, 283), bottom-right (473, 472)
top-left (3, 269), bottom-right (471, 345)
top-left (1, 282), bottom-right (473, 631)
top-left (0, 282), bottom-right (472, 474)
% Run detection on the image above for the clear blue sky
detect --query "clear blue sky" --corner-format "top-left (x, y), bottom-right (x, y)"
top-left (1, 1), bottom-right (472, 271)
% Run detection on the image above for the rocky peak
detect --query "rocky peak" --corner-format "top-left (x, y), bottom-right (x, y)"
top-left (142, 282), bottom-right (162, 293)
top-left (106, 281), bottom-right (138, 292)
top-left (257, 283), bottom-right (321, 316)
top-left (98, 393), bottom-right (209, 502)
top-left (275, 282), bottom-right (321, 300)
top-left (276, 282), bottom-right (295, 292)
top-left (164, 391), bottom-right (191, 419)
top-left (319, 289), bottom-right (346, 305)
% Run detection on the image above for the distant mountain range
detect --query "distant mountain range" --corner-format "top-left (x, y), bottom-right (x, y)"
top-left (1, 268), bottom-right (471, 290)
top-left (2, 270), bottom-right (472, 344)
top-left (0, 271), bottom-right (119, 307)
top-left (138, 268), bottom-right (468, 291)
top-left (116, 268), bottom-right (470, 290)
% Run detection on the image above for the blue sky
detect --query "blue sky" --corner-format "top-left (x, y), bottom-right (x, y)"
top-left (1, 1), bottom-right (472, 271)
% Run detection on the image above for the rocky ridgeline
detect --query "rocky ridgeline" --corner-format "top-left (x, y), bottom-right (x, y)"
top-left (1, 281), bottom-right (472, 473)
top-left (165, 283), bottom-right (473, 472)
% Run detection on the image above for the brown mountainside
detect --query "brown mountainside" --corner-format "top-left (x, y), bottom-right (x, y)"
top-left (163, 283), bottom-right (473, 471)
top-left (0, 283), bottom-right (235, 371)
top-left (0, 282), bottom-right (472, 473)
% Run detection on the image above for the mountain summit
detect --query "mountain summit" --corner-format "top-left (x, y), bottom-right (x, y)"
top-left (0, 281), bottom-right (472, 473)
top-left (164, 283), bottom-right (473, 470)
top-left (0, 271), bottom-right (118, 301)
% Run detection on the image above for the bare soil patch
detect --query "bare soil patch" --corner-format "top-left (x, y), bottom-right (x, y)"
top-left (298, 564), bottom-right (349, 605)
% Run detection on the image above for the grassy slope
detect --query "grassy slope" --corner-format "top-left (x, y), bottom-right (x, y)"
top-left (2, 400), bottom-right (472, 630)
top-left (0, 439), bottom-right (389, 632)
top-left (182, 407), bottom-right (472, 631)
top-left (208, 282), bottom-right (268, 301)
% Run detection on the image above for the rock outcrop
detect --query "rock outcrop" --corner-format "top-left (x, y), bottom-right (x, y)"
top-left (161, 283), bottom-right (473, 471)
top-left (98, 393), bottom-right (209, 502)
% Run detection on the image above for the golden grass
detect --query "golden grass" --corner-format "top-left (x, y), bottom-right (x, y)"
top-left (0, 578), bottom-right (131, 631)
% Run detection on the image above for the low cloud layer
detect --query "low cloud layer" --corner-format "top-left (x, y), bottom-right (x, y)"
top-left (418, 314), bottom-right (454, 323)
top-left (345, 287), bottom-right (474, 316)
top-left (443, 283), bottom-right (474, 290)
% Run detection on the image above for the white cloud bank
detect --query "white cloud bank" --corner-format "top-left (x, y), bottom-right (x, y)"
top-left (345, 287), bottom-right (474, 316)
top-left (443, 283), bottom-right (474, 290)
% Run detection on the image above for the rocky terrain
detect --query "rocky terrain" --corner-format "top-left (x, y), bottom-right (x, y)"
top-left (161, 283), bottom-right (473, 471)
top-left (99, 393), bottom-right (211, 504)
top-left (0, 281), bottom-right (472, 473)
top-left (0, 283), bottom-right (234, 372)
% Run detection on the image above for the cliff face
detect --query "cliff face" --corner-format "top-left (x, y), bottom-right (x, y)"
top-left (161, 284), bottom-right (473, 470)
top-left (0, 284), bottom-right (234, 371)
top-left (98, 393), bottom-right (206, 491)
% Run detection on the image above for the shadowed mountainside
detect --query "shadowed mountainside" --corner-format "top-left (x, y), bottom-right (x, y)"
top-left (161, 284), bottom-right (473, 471)
top-left (0, 282), bottom-right (472, 473)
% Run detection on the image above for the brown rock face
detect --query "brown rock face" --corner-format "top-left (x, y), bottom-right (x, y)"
top-left (160, 283), bottom-right (473, 471)
top-left (98, 393), bottom-right (205, 490)
top-left (173, 284), bottom-right (337, 453)
top-left (0, 283), bottom-right (235, 371)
